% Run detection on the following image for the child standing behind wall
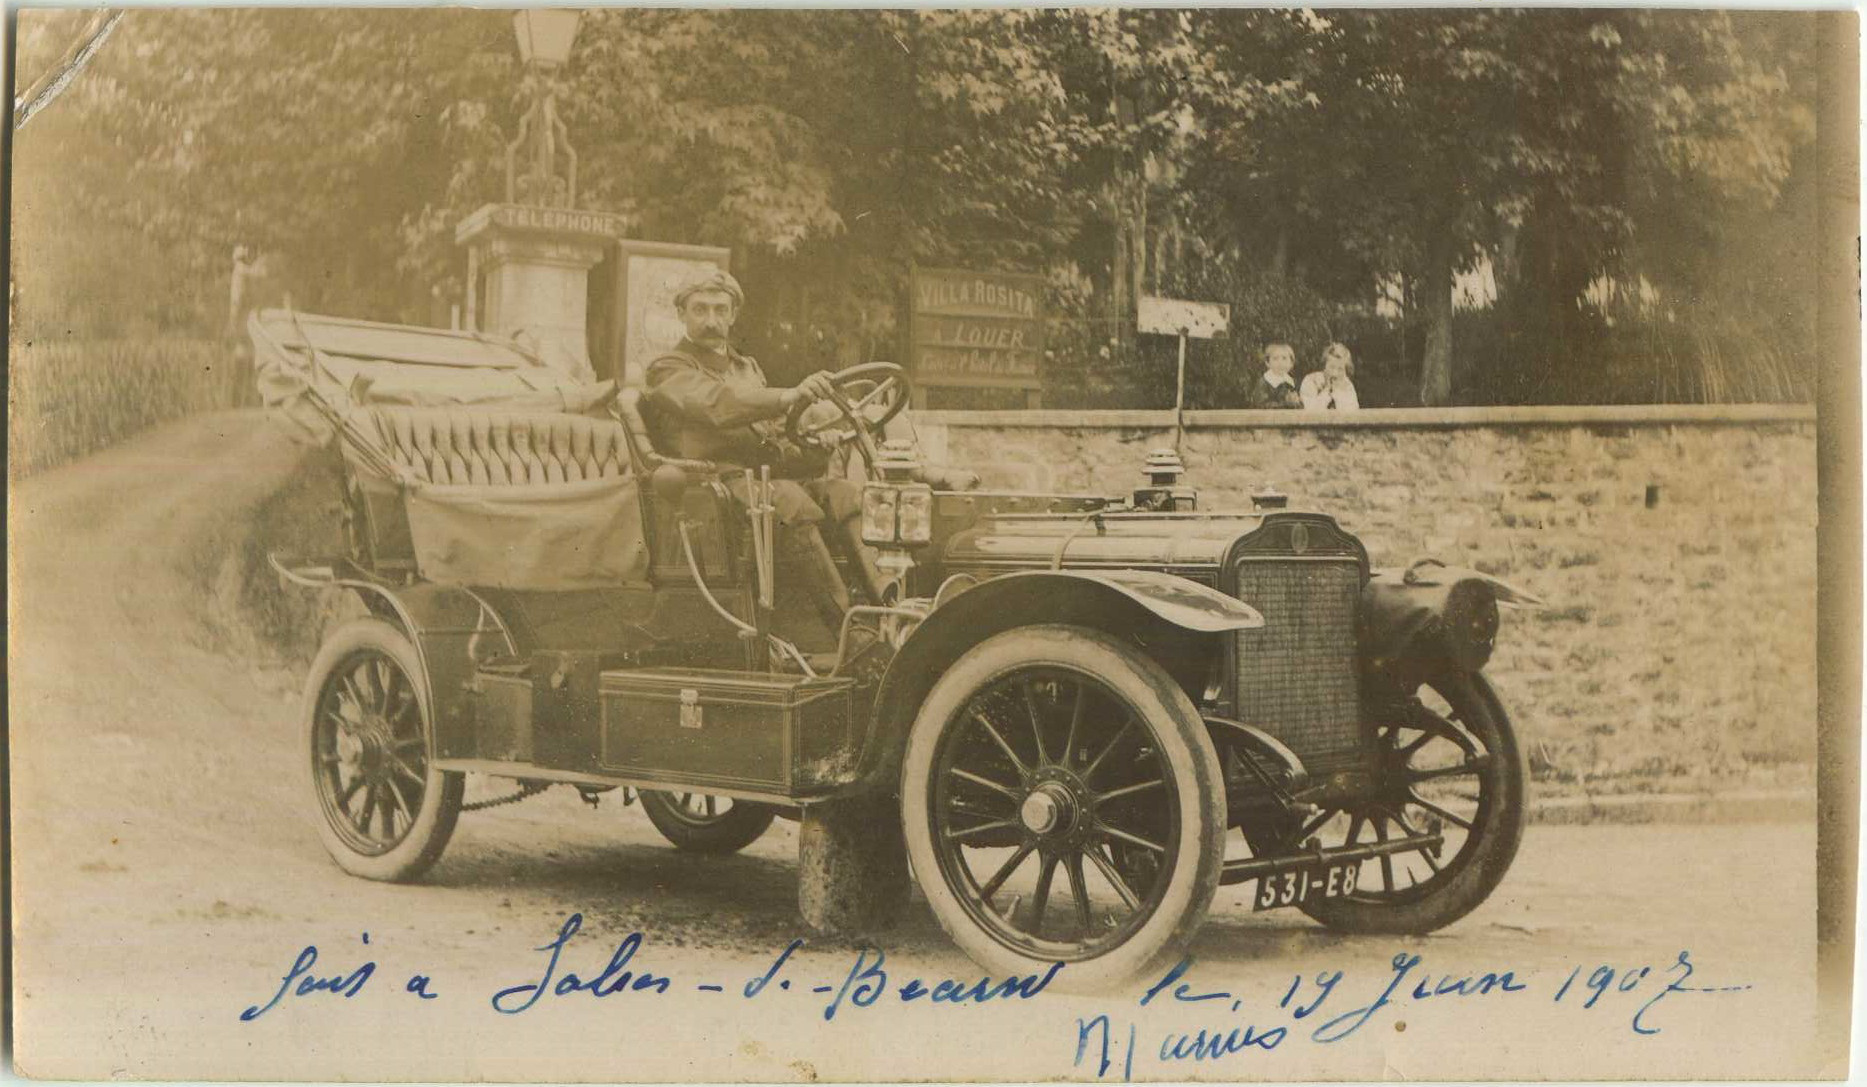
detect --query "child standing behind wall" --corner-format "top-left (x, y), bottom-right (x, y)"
top-left (1300, 342), bottom-right (1361, 411)
top-left (1244, 342), bottom-right (1303, 409)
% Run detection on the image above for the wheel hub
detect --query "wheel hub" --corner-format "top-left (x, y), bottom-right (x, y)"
top-left (1019, 782), bottom-right (1078, 837)
top-left (337, 716), bottom-right (393, 775)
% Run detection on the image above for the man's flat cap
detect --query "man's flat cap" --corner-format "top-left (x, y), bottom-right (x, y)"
top-left (673, 268), bottom-right (744, 310)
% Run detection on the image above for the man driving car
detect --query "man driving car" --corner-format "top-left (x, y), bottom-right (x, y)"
top-left (644, 269), bottom-right (876, 630)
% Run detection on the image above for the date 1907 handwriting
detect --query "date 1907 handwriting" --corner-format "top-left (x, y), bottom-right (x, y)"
top-left (1076, 948), bottom-right (1753, 1076)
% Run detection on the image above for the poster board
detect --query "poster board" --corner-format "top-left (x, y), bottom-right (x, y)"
top-left (908, 267), bottom-right (1046, 405)
top-left (610, 240), bottom-right (732, 387)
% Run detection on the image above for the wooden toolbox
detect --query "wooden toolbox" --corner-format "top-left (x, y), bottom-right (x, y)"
top-left (597, 667), bottom-right (858, 795)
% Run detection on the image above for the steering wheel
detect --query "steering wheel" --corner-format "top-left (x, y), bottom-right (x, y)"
top-left (785, 362), bottom-right (911, 470)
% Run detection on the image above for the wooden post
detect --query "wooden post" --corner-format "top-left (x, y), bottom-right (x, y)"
top-left (1139, 296), bottom-right (1229, 442)
top-left (1173, 329), bottom-right (1188, 450)
top-left (464, 246), bottom-right (479, 331)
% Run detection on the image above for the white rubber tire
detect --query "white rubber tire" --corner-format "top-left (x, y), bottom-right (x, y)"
top-left (304, 618), bottom-right (464, 882)
top-left (900, 624), bottom-right (1226, 992)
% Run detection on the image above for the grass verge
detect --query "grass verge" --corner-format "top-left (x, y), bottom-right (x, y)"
top-left (9, 337), bottom-right (241, 478)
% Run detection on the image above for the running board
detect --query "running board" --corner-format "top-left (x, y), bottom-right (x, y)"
top-left (429, 758), bottom-right (814, 808)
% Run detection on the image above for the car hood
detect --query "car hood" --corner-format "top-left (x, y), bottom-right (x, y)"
top-left (939, 507), bottom-right (1267, 579)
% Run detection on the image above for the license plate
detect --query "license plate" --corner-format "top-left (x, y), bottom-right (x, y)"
top-left (1253, 860), bottom-right (1361, 911)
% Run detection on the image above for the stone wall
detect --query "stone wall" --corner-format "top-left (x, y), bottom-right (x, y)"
top-left (912, 405), bottom-right (1820, 797)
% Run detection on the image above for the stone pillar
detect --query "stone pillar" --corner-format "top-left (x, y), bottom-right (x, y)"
top-left (455, 203), bottom-right (626, 384)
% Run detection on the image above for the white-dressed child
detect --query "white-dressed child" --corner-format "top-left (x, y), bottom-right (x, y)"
top-left (1300, 342), bottom-right (1361, 411)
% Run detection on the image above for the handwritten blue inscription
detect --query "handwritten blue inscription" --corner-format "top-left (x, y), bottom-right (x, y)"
top-left (1071, 948), bottom-right (1754, 1077)
top-left (491, 913), bottom-right (671, 1014)
top-left (819, 947), bottom-right (1062, 1021)
top-left (1308, 952), bottom-right (1527, 1043)
top-left (240, 932), bottom-right (377, 1021)
top-left (237, 919), bottom-right (1755, 1071)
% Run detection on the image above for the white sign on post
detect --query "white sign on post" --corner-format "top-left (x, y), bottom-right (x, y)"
top-left (1138, 295), bottom-right (1231, 339)
top-left (1138, 296), bottom-right (1231, 449)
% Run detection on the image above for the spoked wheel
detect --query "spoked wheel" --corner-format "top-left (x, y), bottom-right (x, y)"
top-left (1284, 669), bottom-right (1525, 935)
top-left (305, 619), bottom-right (463, 881)
top-left (640, 791), bottom-right (776, 854)
top-left (902, 625), bottom-right (1226, 991)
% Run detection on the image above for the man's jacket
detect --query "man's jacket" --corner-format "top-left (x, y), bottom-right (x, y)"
top-left (644, 339), bottom-right (791, 465)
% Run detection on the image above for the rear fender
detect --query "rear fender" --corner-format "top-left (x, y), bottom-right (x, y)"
top-left (852, 570), bottom-right (1262, 795)
top-left (272, 555), bottom-right (526, 758)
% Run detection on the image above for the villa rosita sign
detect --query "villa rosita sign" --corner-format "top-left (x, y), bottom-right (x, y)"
top-left (909, 268), bottom-right (1046, 392)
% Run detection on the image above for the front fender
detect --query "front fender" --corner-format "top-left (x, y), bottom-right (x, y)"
top-left (1005, 569), bottom-right (1266, 633)
top-left (1362, 558), bottom-right (1544, 673)
top-left (849, 570), bottom-right (1259, 797)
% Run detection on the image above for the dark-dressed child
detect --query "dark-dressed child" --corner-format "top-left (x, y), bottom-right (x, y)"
top-left (1244, 342), bottom-right (1303, 409)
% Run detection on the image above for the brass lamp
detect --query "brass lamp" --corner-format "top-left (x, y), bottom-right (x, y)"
top-left (513, 9), bottom-right (581, 70)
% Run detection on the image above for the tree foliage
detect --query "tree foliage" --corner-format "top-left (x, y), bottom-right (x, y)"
top-left (1179, 9), bottom-right (1816, 403)
top-left (11, 8), bottom-right (1820, 404)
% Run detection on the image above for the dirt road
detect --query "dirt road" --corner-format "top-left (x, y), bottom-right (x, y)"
top-left (9, 413), bottom-right (1825, 1081)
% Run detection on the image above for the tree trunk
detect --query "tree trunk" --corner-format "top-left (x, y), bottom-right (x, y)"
top-left (1496, 205), bottom-right (1600, 403)
top-left (892, 10), bottom-right (921, 381)
top-left (1130, 177), bottom-right (1148, 308)
top-left (1109, 214), bottom-right (1130, 346)
top-left (1419, 233), bottom-right (1457, 407)
top-left (1107, 89), bottom-right (1145, 353)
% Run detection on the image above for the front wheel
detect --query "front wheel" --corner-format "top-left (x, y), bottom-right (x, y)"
top-left (901, 625), bottom-right (1227, 991)
top-left (1285, 669), bottom-right (1526, 935)
top-left (639, 791), bottom-right (776, 854)
top-left (304, 618), bottom-right (464, 881)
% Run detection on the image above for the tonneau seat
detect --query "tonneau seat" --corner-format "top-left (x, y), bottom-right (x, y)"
top-left (340, 406), bottom-right (648, 591)
top-left (364, 407), bottom-right (631, 487)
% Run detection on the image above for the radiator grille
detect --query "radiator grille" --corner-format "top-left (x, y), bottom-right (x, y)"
top-left (1233, 560), bottom-right (1366, 777)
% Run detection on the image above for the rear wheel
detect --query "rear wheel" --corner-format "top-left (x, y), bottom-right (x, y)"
top-left (901, 625), bottom-right (1226, 991)
top-left (640, 791), bottom-right (776, 854)
top-left (305, 619), bottom-right (464, 881)
top-left (1279, 669), bottom-right (1526, 935)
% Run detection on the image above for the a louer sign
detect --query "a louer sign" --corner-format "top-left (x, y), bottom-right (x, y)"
top-left (908, 268), bottom-right (1046, 396)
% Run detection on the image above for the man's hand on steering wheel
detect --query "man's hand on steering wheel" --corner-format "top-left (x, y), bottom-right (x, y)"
top-left (783, 363), bottom-right (911, 471)
top-left (781, 370), bottom-right (839, 412)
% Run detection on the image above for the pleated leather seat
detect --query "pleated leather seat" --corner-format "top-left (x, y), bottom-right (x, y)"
top-left (366, 408), bottom-right (631, 486)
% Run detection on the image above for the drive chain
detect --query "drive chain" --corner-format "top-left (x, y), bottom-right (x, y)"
top-left (461, 780), bottom-right (552, 812)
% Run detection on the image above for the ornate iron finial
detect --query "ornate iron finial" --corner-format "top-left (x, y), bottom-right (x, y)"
top-left (505, 11), bottom-right (582, 208)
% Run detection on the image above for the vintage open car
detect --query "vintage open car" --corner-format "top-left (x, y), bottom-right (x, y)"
top-left (255, 308), bottom-right (1540, 989)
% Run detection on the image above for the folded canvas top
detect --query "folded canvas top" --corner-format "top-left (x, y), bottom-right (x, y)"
top-left (249, 310), bottom-right (653, 589)
top-left (250, 308), bottom-right (614, 415)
